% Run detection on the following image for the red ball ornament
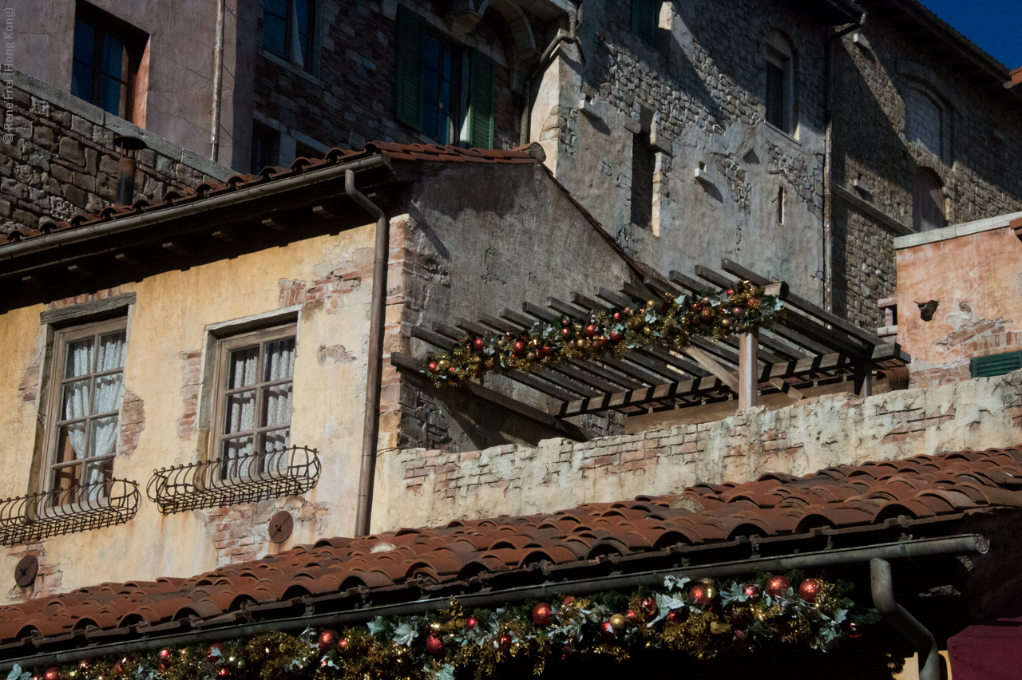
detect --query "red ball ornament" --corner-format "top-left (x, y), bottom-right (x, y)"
top-left (667, 610), bottom-right (685, 623)
top-left (700, 308), bottom-right (713, 321)
top-left (733, 306), bottom-right (744, 318)
top-left (743, 583), bottom-right (761, 603)
top-left (563, 596), bottom-right (575, 606)
top-left (845, 621), bottom-right (862, 638)
top-left (659, 301), bottom-right (670, 314)
top-left (599, 621), bottom-right (617, 641)
top-left (218, 669), bottom-right (230, 678)
top-left (425, 634), bottom-right (444, 657)
top-left (584, 324), bottom-right (597, 337)
top-left (208, 643), bottom-right (225, 661)
top-left (609, 331), bottom-right (623, 343)
top-left (318, 629), bottom-right (339, 651)
top-left (512, 341), bottom-right (526, 355)
top-left (689, 584), bottom-right (711, 605)
top-left (338, 637), bottom-right (349, 652)
top-left (747, 297), bottom-right (761, 310)
top-left (466, 617), bottom-right (478, 630)
top-left (561, 316), bottom-right (571, 327)
top-left (561, 327), bottom-right (572, 338)
top-left (734, 629), bottom-right (748, 641)
top-left (541, 345), bottom-right (552, 357)
top-left (798, 578), bottom-right (822, 603)
top-left (158, 649), bottom-right (172, 661)
top-left (701, 297), bottom-right (711, 306)
top-left (44, 669), bottom-right (59, 680)
top-left (641, 597), bottom-right (657, 617)
top-left (500, 634), bottom-right (513, 650)
top-left (726, 289), bottom-right (734, 295)
top-left (472, 337), bottom-right (484, 351)
top-left (427, 361), bottom-right (438, 374)
top-left (613, 312), bottom-right (622, 321)
top-left (532, 602), bottom-right (553, 627)
top-left (626, 610), bottom-right (637, 625)
top-left (765, 575), bottom-right (792, 598)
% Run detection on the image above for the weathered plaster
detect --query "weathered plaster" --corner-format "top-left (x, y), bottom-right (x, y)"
top-left (374, 373), bottom-right (1022, 532)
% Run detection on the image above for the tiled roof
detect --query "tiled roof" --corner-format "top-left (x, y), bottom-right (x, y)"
top-left (1, 446), bottom-right (1020, 652)
top-left (1, 142), bottom-right (544, 245)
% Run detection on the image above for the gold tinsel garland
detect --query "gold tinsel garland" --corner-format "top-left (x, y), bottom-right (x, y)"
top-left (22, 574), bottom-right (878, 680)
top-left (419, 281), bottom-right (785, 387)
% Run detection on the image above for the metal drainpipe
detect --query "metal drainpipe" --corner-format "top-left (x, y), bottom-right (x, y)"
top-left (823, 11), bottom-right (866, 312)
top-left (519, 9), bottom-right (577, 146)
top-left (0, 534), bottom-right (986, 672)
top-left (870, 558), bottom-right (946, 680)
top-left (210, 0), bottom-right (226, 162)
top-left (346, 169), bottom-right (388, 538)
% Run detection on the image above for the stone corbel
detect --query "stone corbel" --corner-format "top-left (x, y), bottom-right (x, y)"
top-left (446, 1), bottom-right (483, 37)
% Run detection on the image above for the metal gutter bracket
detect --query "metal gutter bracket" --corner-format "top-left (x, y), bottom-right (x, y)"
top-left (870, 558), bottom-right (947, 680)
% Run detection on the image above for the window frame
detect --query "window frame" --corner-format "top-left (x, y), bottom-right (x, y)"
top-left (420, 30), bottom-right (464, 147)
top-left (262, 0), bottom-right (316, 73)
top-left (209, 323), bottom-right (298, 474)
top-left (71, 2), bottom-right (147, 121)
top-left (764, 32), bottom-right (795, 136)
top-left (41, 316), bottom-right (129, 500)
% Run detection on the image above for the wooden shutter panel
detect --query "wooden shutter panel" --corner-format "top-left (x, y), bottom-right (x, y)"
top-left (631, 0), bottom-right (656, 45)
top-left (971, 352), bottom-right (1022, 379)
top-left (396, 5), bottom-right (423, 131)
top-left (469, 50), bottom-right (494, 150)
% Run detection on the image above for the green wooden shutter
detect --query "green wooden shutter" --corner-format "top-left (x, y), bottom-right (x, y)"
top-left (396, 5), bottom-right (423, 130)
top-left (970, 351), bottom-right (1022, 378)
top-left (468, 49), bottom-right (494, 150)
top-left (631, 0), bottom-right (656, 45)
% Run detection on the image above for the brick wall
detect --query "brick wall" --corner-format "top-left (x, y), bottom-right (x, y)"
top-left (0, 70), bottom-right (230, 235)
top-left (375, 370), bottom-right (1022, 531)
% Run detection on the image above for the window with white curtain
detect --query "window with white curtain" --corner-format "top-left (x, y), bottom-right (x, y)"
top-left (45, 317), bottom-right (128, 503)
top-left (212, 324), bottom-right (297, 480)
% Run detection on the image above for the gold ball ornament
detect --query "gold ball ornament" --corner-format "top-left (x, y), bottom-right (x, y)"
top-left (609, 613), bottom-right (627, 632)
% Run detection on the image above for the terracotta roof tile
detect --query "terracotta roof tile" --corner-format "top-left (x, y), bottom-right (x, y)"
top-left (1, 447), bottom-right (1020, 650)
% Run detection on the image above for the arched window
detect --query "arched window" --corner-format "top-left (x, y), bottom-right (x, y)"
top-left (913, 168), bottom-right (945, 232)
top-left (906, 85), bottom-right (944, 159)
top-left (765, 32), bottom-right (795, 134)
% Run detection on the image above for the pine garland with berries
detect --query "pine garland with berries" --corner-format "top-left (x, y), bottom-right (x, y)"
top-left (420, 281), bottom-right (784, 387)
top-left (19, 573), bottom-right (879, 680)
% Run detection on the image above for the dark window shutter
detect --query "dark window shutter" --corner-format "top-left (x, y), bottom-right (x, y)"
top-left (631, 0), bottom-right (656, 45)
top-left (396, 5), bottom-right (423, 131)
top-left (971, 352), bottom-right (1022, 378)
top-left (469, 50), bottom-right (494, 150)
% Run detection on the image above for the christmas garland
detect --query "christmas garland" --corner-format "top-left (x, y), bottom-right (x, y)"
top-left (420, 280), bottom-right (784, 387)
top-left (21, 572), bottom-right (878, 680)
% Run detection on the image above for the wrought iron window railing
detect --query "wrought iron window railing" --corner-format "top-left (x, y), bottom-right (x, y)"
top-left (0, 478), bottom-right (141, 545)
top-left (146, 446), bottom-right (321, 514)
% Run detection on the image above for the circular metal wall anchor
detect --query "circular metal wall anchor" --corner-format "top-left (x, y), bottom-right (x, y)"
top-left (269, 511), bottom-right (294, 544)
top-left (15, 555), bottom-right (38, 588)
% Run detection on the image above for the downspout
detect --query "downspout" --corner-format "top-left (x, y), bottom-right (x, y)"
top-left (346, 170), bottom-right (388, 538)
top-left (870, 558), bottom-right (945, 680)
top-left (210, 0), bottom-right (226, 162)
top-left (519, 9), bottom-right (577, 146)
top-left (823, 11), bottom-right (866, 312)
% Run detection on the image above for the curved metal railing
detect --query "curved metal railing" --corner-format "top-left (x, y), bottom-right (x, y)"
top-left (146, 446), bottom-right (321, 514)
top-left (0, 478), bottom-right (141, 545)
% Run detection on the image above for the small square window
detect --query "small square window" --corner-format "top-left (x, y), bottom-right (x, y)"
top-left (44, 317), bottom-right (128, 505)
top-left (211, 324), bottom-right (297, 481)
top-left (251, 122), bottom-right (280, 174)
top-left (72, 2), bottom-right (147, 120)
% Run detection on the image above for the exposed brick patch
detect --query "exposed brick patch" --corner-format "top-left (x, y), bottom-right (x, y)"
top-left (317, 344), bottom-right (356, 365)
top-left (6, 542), bottom-right (62, 602)
top-left (177, 350), bottom-right (202, 441)
top-left (17, 344), bottom-right (41, 403)
top-left (278, 279), bottom-right (307, 307)
top-left (204, 497), bottom-right (330, 567)
top-left (117, 388), bottom-right (145, 457)
top-left (46, 286), bottom-right (121, 310)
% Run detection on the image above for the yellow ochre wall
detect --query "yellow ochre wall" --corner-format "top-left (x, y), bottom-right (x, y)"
top-left (0, 222), bottom-right (380, 602)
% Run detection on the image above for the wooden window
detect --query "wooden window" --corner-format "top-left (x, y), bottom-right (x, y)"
top-left (211, 325), bottom-right (297, 479)
top-left (765, 32), bottom-right (795, 135)
top-left (395, 6), bottom-right (493, 148)
top-left (971, 352), bottom-right (1022, 379)
top-left (913, 168), bottom-right (945, 233)
top-left (43, 318), bottom-right (128, 503)
top-left (71, 3), bottom-right (146, 120)
top-left (631, 0), bottom-right (658, 45)
top-left (262, 0), bottom-right (315, 71)
top-left (631, 131), bottom-right (655, 230)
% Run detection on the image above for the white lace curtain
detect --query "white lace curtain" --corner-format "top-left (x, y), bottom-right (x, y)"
top-left (62, 332), bottom-right (126, 498)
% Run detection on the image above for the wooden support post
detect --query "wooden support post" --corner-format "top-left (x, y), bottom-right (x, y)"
top-left (854, 364), bottom-right (872, 397)
top-left (739, 329), bottom-right (759, 410)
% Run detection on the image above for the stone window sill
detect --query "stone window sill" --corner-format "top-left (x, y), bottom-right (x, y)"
top-left (258, 49), bottom-right (325, 88)
top-left (764, 121), bottom-right (801, 148)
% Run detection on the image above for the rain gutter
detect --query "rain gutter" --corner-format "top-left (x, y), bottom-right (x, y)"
top-left (0, 533), bottom-right (987, 671)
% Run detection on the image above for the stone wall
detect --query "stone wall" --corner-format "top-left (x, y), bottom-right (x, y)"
top-left (831, 2), bottom-right (1022, 329)
top-left (246, 0), bottom-right (535, 169)
top-left (374, 370), bottom-right (1022, 531)
top-left (0, 70), bottom-right (230, 234)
